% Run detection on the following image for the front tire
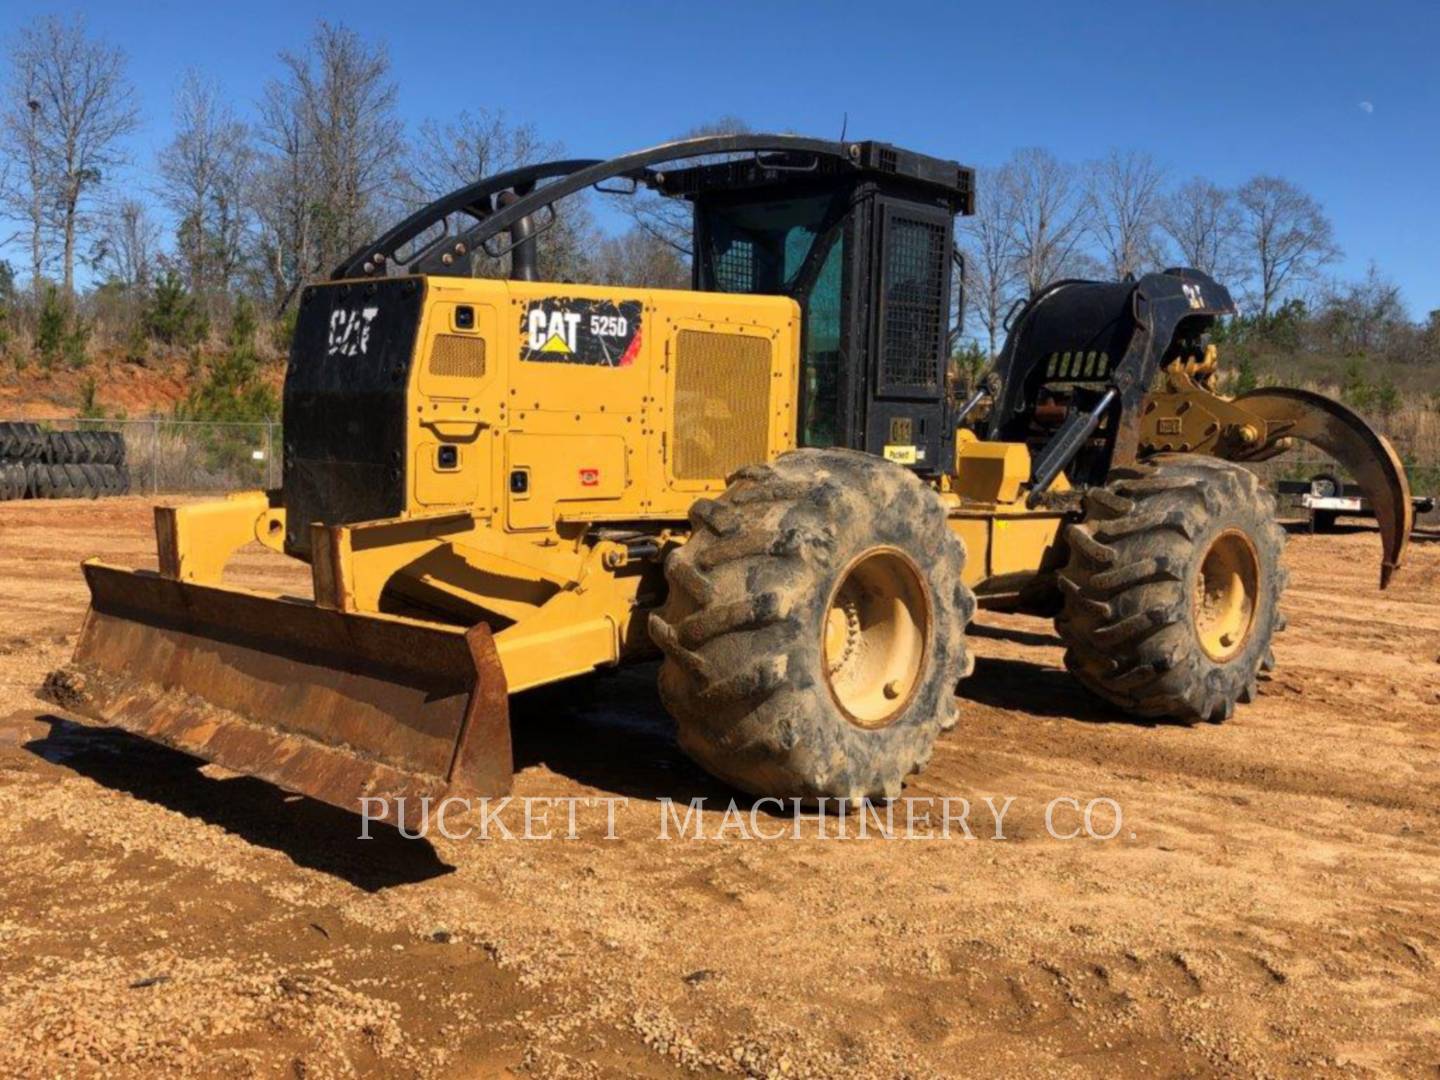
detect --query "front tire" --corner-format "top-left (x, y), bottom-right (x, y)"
top-left (1056, 455), bottom-right (1286, 723)
top-left (649, 449), bottom-right (975, 801)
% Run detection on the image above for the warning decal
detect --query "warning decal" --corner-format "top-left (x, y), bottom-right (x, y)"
top-left (520, 297), bottom-right (643, 367)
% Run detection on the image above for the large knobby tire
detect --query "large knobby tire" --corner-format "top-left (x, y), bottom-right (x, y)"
top-left (1056, 454), bottom-right (1286, 723)
top-left (649, 448), bottom-right (975, 802)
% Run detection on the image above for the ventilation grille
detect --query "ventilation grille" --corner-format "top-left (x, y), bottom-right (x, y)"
top-left (881, 216), bottom-right (947, 390)
top-left (1045, 350), bottom-right (1110, 380)
top-left (429, 334), bottom-right (486, 378)
top-left (672, 330), bottom-right (771, 481)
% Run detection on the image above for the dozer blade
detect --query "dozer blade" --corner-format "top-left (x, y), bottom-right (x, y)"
top-left (1234, 387), bottom-right (1413, 589)
top-left (41, 562), bottom-right (511, 832)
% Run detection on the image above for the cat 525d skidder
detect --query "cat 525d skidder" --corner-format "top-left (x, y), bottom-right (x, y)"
top-left (44, 135), bottom-right (1412, 825)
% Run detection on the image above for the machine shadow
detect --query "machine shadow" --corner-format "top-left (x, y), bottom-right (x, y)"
top-left (509, 663), bottom-right (744, 805)
top-left (24, 715), bottom-right (454, 891)
top-left (1281, 520), bottom-right (1374, 537)
top-left (966, 622), bottom-right (1064, 649)
top-left (960, 655), bottom-right (1172, 727)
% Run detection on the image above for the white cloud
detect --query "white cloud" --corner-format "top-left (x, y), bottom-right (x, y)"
top-left (1358, 100), bottom-right (1375, 114)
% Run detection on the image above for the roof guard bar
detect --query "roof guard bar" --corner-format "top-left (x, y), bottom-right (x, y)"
top-left (335, 133), bottom-right (966, 280)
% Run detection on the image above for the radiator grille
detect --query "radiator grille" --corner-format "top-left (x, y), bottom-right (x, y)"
top-left (673, 330), bottom-right (771, 480)
top-left (881, 216), bottom-right (947, 390)
top-left (429, 334), bottom-right (486, 379)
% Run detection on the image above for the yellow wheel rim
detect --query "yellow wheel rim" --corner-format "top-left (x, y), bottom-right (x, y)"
top-left (1194, 529), bottom-right (1260, 662)
top-left (822, 548), bottom-right (930, 728)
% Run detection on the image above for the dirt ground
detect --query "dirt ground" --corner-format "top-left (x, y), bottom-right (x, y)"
top-left (1, 497), bottom-right (1438, 1079)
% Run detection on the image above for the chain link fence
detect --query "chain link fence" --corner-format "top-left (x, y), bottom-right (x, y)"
top-left (30, 418), bottom-right (281, 495)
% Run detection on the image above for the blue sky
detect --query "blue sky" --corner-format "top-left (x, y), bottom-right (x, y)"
top-left (6, 0), bottom-right (1439, 315)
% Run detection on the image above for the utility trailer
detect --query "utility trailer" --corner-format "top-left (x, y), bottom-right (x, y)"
top-left (1278, 473), bottom-right (1434, 532)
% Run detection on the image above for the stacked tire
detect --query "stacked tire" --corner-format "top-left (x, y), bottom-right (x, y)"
top-left (0, 422), bottom-right (131, 500)
top-left (0, 422), bottom-right (45, 500)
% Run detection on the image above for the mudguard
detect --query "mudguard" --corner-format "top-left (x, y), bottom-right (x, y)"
top-left (1232, 387), bottom-right (1412, 588)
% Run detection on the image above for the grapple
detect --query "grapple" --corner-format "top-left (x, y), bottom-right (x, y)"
top-left (42, 562), bottom-right (512, 832)
top-left (1232, 387), bottom-right (1413, 588)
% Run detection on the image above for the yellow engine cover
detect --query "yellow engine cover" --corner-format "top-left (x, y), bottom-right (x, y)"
top-left (402, 277), bottom-right (802, 534)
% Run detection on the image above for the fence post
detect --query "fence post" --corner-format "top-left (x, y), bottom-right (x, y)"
top-left (151, 417), bottom-right (159, 496)
top-left (266, 422), bottom-right (275, 490)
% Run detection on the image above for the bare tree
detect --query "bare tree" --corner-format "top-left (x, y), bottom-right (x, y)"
top-left (157, 72), bottom-right (254, 298)
top-left (1160, 177), bottom-right (1242, 282)
top-left (589, 227), bottom-right (689, 289)
top-left (92, 197), bottom-right (159, 288)
top-left (1316, 263), bottom-right (1405, 356)
top-left (1235, 175), bottom-right (1340, 319)
top-left (254, 22), bottom-right (403, 311)
top-left (403, 109), bottom-right (598, 283)
top-left (405, 109), bottom-right (554, 206)
top-left (1001, 147), bottom-right (1092, 296)
top-left (959, 164), bottom-right (1021, 356)
top-left (611, 116), bottom-right (752, 259)
top-left (7, 15), bottom-right (139, 297)
top-left (1086, 149), bottom-right (1166, 279)
top-left (0, 51), bottom-right (51, 295)
top-left (251, 80), bottom-right (313, 313)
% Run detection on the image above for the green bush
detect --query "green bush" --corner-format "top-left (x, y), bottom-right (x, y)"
top-left (229, 296), bottom-right (259, 353)
top-left (123, 320), bottom-right (149, 364)
top-left (1233, 353), bottom-right (1259, 395)
top-left (78, 375), bottom-right (103, 418)
top-left (270, 305), bottom-right (298, 358)
top-left (63, 318), bottom-right (90, 369)
top-left (143, 272), bottom-right (209, 347)
top-left (173, 296), bottom-right (279, 479)
top-left (0, 263), bottom-right (11, 361)
top-left (1341, 357), bottom-right (1376, 411)
top-left (36, 286), bottom-right (67, 369)
top-left (31, 286), bottom-right (89, 369)
top-left (1375, 375), bottom-right (1400, 418)
top-left (177, 296), bottom-right (278, 425)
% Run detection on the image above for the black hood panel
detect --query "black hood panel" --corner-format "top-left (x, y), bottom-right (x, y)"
top-left (283, 278), bottom-right (424, 556)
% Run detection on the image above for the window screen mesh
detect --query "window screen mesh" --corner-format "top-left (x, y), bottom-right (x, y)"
top-left (881, 216), bottom-right (947, 390)
top-left (712, 238), bottom-right (756, 293)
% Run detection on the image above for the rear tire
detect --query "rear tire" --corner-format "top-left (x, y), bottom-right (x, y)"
top-left (1056, 455), bottom-right (1286, 723)
top-left (649, 449), bottom-right (974, 801)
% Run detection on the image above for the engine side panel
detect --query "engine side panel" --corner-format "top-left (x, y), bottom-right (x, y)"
top-left (406, 277), bottom-right (801, 534)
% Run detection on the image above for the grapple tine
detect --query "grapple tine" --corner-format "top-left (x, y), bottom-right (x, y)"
top-left (41, 562), bottom-right (511, 831)
top-left (1235, 387), bottom-right (1413, 589)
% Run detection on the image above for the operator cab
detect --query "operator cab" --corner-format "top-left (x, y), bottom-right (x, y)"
top-left (657, 144), bottom-right (973, 470)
